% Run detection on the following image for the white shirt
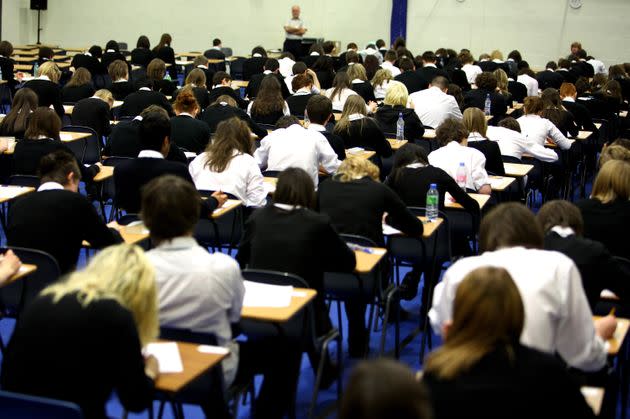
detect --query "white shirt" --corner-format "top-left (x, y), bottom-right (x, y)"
top-left (138, 149), bottom-right (164, 159)
top-left (381, 61), bottom-right (401, 77)
top-left (516, 114), bottom-right (574, 150)
top-left (188, 151), bottom-right (267, 207)
top-left (147, 237), bottom-right (245, 385)
top-left (587, 59), bottom-right (607, 75)
top-left (373, 80), bottom-right (393, 100)
top-left (285, 17), bottom-right (304, 40)
top-left (462, 63), bottom-right (483, 85)
top-left (429, 246), bottom-right (607, 372)
top-left (254, 124), bottom-right (340, 186)
top-left (517, 74), bottom-right (539, 97)
top-left (359, 47), bottom-right (383, 64)
top-left (486, 125), bottom-right (558, 162)
top-left (37, 181), bottom-right (64, 192)
top-left (408, 86), bottom-right (462, 128)
top-left (428, 141), bottom-right (489, 191)
top-left (324, 87), bottom-right (359, 112)
top-left (278, 57), bottom-right (295, 78)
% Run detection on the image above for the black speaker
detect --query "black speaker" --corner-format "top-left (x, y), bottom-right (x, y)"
top-left (30, 0), bottom-right (48, 10)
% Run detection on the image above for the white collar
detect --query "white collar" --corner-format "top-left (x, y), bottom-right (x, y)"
top-left (212, 46), bottom-right (221, 50)
top-left (213, 84), bottom-right (224, 89)
top-left (114, 79), bottom-right (128, 83)
top-left (197, 65), bottom-right (208, 70)
top-left (310, 51), bottom-right (320, 56)
top-left (351, 78), bottom-right (365, 84)
top-left (274, 203), bottom-right (302, 211)
top-left (405, 162), bottom-right (426, 169)
top-left (37, 181), bottom-right (64, 192)
top-left (550, 225), bottom-right (575, 238)
top-left (252, 53), bottom-right (263, 57)
top-left (138, 150), bottom-right (164, 159)
top-left (178, 112), bottom-right (194, 118)
top-left (563, 97), bottom-right (576, 103)
top-left (133, 116), bottom-right (143, 122)
top-left (294, 87), bottom-right (311, 95)
top-left (219, 101), bottom-right (230, 106)
top-left (84, 52), bottom-right (92, 57)
top-left (106, 49), bottom-right (115, 53)
top-left (467, 132), bottom-right (486, 142)
top-left (263, 70), bottom-right (272, 74)
top-left (423, 63), bottom-right (437, 68)
top-left (492, 59), bottom-right (503, 63)
top-left (36, 75), bottom-right (51, 81)
top-left (348, 113), bottom-right (366, 121)
top-left (308, 123), bottom-right (326, 132)
top-left (139, 87), bottom-right (151, 91)
top-left (546, 68), bottom-right (555, 72)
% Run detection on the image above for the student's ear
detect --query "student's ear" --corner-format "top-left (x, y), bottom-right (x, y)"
top-left (324, 113), bottom-right (332, 125)
top-left (161, 136), bottom-right (171, 156)
top-left (442, 320), bottom-right (452, 339)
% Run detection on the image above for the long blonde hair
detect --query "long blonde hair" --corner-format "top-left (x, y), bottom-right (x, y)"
top-left (493, 68), bottom-right (509, 96)
top-left (42, 244), bottom-right (159, 346)
top-left (38, 61), bottom-right (61, 83)
top-left (336, 157), bottom-right (380, 182)
top-left (333, 94), bottom-right (368, 135)
top-left (424, 266), bottom-right (524, 380)
top-left (462, 107), bottom-right (487, 137)
top-left (371, 68), bottom-right (393, 88)
top-left (347, 63), bottom-right (368, 82)
top-left (591, 159), bottom-right (630, 204)
top-left (383, 81), bottom-right (408, 107)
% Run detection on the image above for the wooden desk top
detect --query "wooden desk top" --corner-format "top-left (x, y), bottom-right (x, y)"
top-left (384, 216), bottom-right (443, 239)
top-left (63, 105), bottom-right (74, 115)
top-left (232, 80), bottom-right (249, 88)
top-left (445, 193), bottom-right (490, 210)
top-left (154, 341), bottom-right (228, 394)
top-left (263, 176), bottom-right (277, 194)
top-left (56, 62), bottom-right (71, 69)
top-left (2, 264), bottom-right (37, 288)
top-left (207, 58), bottom-right (224, 64)
top-left (53, 55), bottom-right (70, 60)
top-left (93, 165), bottom-right (114, 182)
top-left (241, 287), bottom-right (317, 322)
top-left (489, 175), bottom-right (516, 191)
top-left (504, 162), bottom-right (534, 177)
top-left (423, 129), bottom-right (436, 139)
top-left (212, 199), bottom-right (242, 219)
top-left (13, 49), bottom-right (38, 56)
top-left (175, 52), bottom-right (202, 58)
top-left (60, 131), bottom-right (90, 142)
top-left (12, 45), bottom-right (38, 51)
top-left (581, 387), bottom-right (604, 416)
top-left (387, 138), bottom-right (408, 150)
top-left (84, 221), bottom-right (149, 247)
top-left (346, 149), bottom-right (376, 159)
top-left (354, 247), bottom-right (387, 274)
top-left (12, 56), bottom-right (37, 63)
top-left (575, 130), bottom-right (593, 140)
top-left (14, 64), bottom-right (33, 71)
top-left (593, 316), bottom-right (629, 356)
top-left (175, 60), bottom-right (193, 66)
top-left (0, 185), bottom-right (35, 204)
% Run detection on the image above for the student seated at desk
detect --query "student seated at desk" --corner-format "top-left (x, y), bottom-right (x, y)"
top-left (101, 40), bottom-right (128, 74)
top-left (305, 95), bottom-right (346, 160)
top-left (537, 200), bottom-right (630, 310)
top-left (173, 69), bottom-right (210, 110)
top-left (114, 110), bottom-right (224, 213)
top-left (1, 244), bottom-right (159, 419)
top-left (428, 118), bottom-right (491, 194)
top-left (243, 46), bottom-right (268, 81)
top-left (324, 71), bottom-right (358, 112)
top-left (71, 89), bottom-right (114, 140)
top-left (107, 59), bottom-right (135, 101)
top-left (312, 55), bottom-right (335, 90)
top-left (119, 79), bottom-right (174, 118)
top-left (541, 88), bottom-right (579, 138)
top-left (208, 71), bottom-right (248, 110)
top-left (408, 76), bottom-right (462, 129)
top-left (560, 83), bottom-right (597, 132)
top-left (189, 117), bottom-right (265, 207)
top-left (459, 51), bottom-right (482, 86)
top-left (169, 88), bottom-right (210, 154)
top-left (130, 35), bottom-right (155, 68)
top-left (462, 72), bottom-right (508, 124)
top-left (424, 266), bottom-right (596, 419)
top-left (394, 57), bottom-right (428, 94)
top-left (286, 73), bottom-right (316, 117)
top-left (486, 117), bottom-right (559, 163)
top-left (246, 58), bottom-right (290, 99)
top-left (255, 115), bottom-right (340, 186)
top-left (192, 55), bottom-right (215, 92)
top-left (24, 61), bottom-right (65, 119)
top-left (374, 81), bottom-right (425, 142)
top-left (142, 175), bottom-right (299, 418)
top-left (0, 41), bottom-right (18, 93)
top-left (430, 203), bottom-right (615, 373)
top-left (462, 108), bottom-right (505, 175)
top-left (204, 37), bottom-right (226, 63)
top-left (247, 76), bottom-right (290, 125)
top-left (152, 33), bottom-right (177, 80)
top-left (318, 158), bottom-right (423, 356)
top-left (285, 61), bottom-right (321, 95)
top-left (61, 68), bottom-right (95, 103)
top-left (139, 58), bottom-right (177, 97)
top-left (71, 46), bottom-right (107, 82)
top-left (347, 64), bottom-right (376, 103)
top-left (201, 95), bottom-right (267, 139)
top-left (371, 68), bottom-right (395, 101)
top-left (8, 150), bottom-right (121, 274)
top-left (517, 97), bottom-right (573, 151)
top-left (0, 88), bottom-right (37, 139)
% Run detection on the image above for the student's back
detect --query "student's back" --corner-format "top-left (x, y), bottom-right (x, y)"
top-left (170, 114), bottom-right (211, 154)
top-left (201, 102), bottom-right (267, 138)
top-left (62, 84), bottom-right (95, 104)
top-left (119, 89), bottom-right (173, 117)
top-left (71, 97), bottom-right (111, 139)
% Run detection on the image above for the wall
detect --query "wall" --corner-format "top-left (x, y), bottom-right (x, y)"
top-left (1, 0), bottom-right (628, 68)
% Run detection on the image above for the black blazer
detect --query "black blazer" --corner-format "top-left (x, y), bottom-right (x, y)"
top-left (71, 54), bottom-right (107, 76)
top-left (336, 118), bottom-right (392, 159)
top-left (71, 97), bottom-right (112, 139)
top-left (237, 205), bottom-right (356, 335)
top-left (351, 81), bottom-right (376, 103)
top-left (250, 106), bottom-right (286, 126)
top-left (536, 70), bottom-right (565, 90)
top-left (541, 108), bottom-right (579, 138)
top-left (109, 81), bottom-right (135, 101)
top-left (463, 89), bottom-right (508, 122)
top-left (154, 46), bottom-right (177, 79)
top-left (562, 100), bottom-right (597, 131)
top-left (0, 56), bottom-right (17, 91)
top-left (478, 61), bottom-right (500, 72)
top-left (508, 80), bottom-right (528, 103)
top-left (374, 105), bottom-right (425, 141)
top-left (130, 48), bottom-right (154, 68)
top-left (467, 138), bottom-right (505, 175)
top-left (23, 79), bottom-right (64, 118)
top-left (286, 93), bottom-right (315, 117)
top-left (246, 73), bottom-right (290, 99)
top-left (7, 190), bottom-right (121, 273)
top-left (101, 51), bottom-right (128, 72)
top-left (208, 86), bottom-right (248, 110)
top-left (170, 115), bottom-right (211, 154)
top-left (317, 130), bottom-right (346, 160)
top-left (203, 48), bottom-right (226, 72)
top-left (417, 66), bottom-right (450, 84)
top-left (172, 86), bottom-right (210, 111)
top-left (201, 103), bottom-right (267, 139)
top-left (316, 70), bottom-right (335, 90)
top-left (242, 57), bottom-right (267, 81)
top-left (197, 67), bottom-right (216, 91)
top-left (577, 198), bottom-right (630, 261)
top-left (119, 90), bottom-right (174, 117)
top-left (394, 71), bottom-right (428, 94)
top-left (572, 61), bottom-right (595, 78)
top-left (62, 84), bottom-right (96, 104)
top-left (557, 69), bottom-right (579, 85)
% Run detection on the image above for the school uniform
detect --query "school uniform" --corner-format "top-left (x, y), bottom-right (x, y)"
top-left (381, 61), bottom-right (401, 77)
top-left (307, 123), bottom-right (346, 160)
top-left (463, 89), bottom-right (508, 122)
top-left (462, 63), bottom-right (483, 85)
top-left (170, 113), bottom-right (211, 154)
top-left (246, 71), bottom-right (290, 99)
top-left (130, 48), bottom-right (154, 68)
top-left (536, 69), bottom-right (565, 90)
top-left (417, 63), bottom-right (449, 84)
top-left (242, 57), bottom-right (267, 81)
top-left (172, 86), bottom-right (210, 111)
top-left (336, 115), bottom-right (392, 160)
top-left (577, 198), bottom-right (630, 261)
top-left (201, 102), bottom-right (267, 138)
top-left (485, 126), bottom-right (558, 162)
top-left (557, 68), bottom-right (579, 85)
top-left (408, 86), bottom-right (462, 128)
top-left (375, 104), bottom-right (425, 141)
top-left (572, 61), bottom-right (595, 79)
top-left (466, 132), bottom-right (505, 175)
top-left (147, 78), bottom-right (177, 97)
top-left (0, 55), bottom-right (18, 92)
top-left (394, 70), bottom-right (428, 94)
top-left (101, 50), bottom-right (128, 73)
top-left (119, 88), bottom-right (174, 117)
top-left (247, 101), bottom-right (290, 126)
top-left (71, 97), bottom-right (112, 139)
top-left (62, 84), bottom-right (95, 104)
top-left (562, 98), bottom-right (597, 131)
top-left (428, 141), bottom-right (490, 191)
top-left (71, 53), bottom-right (107, 77)
top-left (315, 69), bottom-right (335, 89)
top-left (323, 87), bottom-right (359, 112)
top-left (154, 46), bottom-right (177, 79)
top-left (194, 65), bottom-right (215, 91)
top-left (24, 77), bottom-right (65, 118)
top-left (541, 108), bottom-right (579, 138)
top-left (517, 74), bottom-right (539, 97)
top-left (203, 47), bottom-right (226, 71)
top-left (7, 182), bottom-right (121, 274)
top-left (109, 80), bottom-right (135, 101)
top-left (286, 89), bottom-right (315, 117)
top-left (516, 114), bottom-right (574, 150)
top-left (508, 79), bottom-right (528, 104)
top-left (478, 60), bottom-right (499, 72)
top-left (208, 85), bottom-right (248, 110)
top-left (350, 80), bottom-right (376, 103)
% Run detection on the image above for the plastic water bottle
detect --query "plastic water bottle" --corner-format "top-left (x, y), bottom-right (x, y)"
top-left (0, 67), bottom-right (3, 81)
top-left (484, 93), bottom-right (491, 116)
top-left (33, 62), bottom-right (39, 76)
top-left (456, 162), bottom-right (467, 190)
top-left (426, 183), bottom-right (439, 221)
top-left (396, 112), bottom-right (405, 141)
top-left (304, 109), bottom-right (310, 125)
top-left (164, 72), bottom-right (172, 81)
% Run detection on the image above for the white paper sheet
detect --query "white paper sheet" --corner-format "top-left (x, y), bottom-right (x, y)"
top-left (197, 345), bottom-right (230, 355)
top-left (489, 177), bottom-right (506, 189)
top-left (60, 133), bottom-right (73, 141)
top-left (382, 223), bottom-right (402, 236)
top-left (144, 342), bottom-right (184, 373)
top-left (242, 280), bottom-right (293, 308)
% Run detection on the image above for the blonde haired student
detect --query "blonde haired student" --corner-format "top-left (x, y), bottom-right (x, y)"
top-left (24, 61), bottom-right (64, 118)
top-left (374, 81), bottom-right (425, 141)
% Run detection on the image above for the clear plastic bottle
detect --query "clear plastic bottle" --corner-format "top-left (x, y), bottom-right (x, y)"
top-left (33, 62), bottom-right (39, 77)
top-left (396, 112), bottom-right (404, 141)
top-left (484, 93), bottom-right (492, 116)
top-left (456, 162), bottom-right (467, 190)
top-left (0, 66), bottom-right (3, 81)
top-left (426, 183), bottom-right (439, 221)
top-left (164, 72), bottom-right (172, 81)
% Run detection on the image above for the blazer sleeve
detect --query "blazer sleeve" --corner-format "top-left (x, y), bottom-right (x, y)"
top-left (53, 87), bottom-right (65, 119)
top-left (318, 216), bottom-right (357, 273)
top-left (383, 184), bottom-right (424, 237)
top-left (80, 197), bottom-right (122, 249)
top-left (367, 120), bottom-right (393, 157)
top-left (236, 211), bottom-right (258, 268)
top-left (406, 112), bottom-right (425, 141)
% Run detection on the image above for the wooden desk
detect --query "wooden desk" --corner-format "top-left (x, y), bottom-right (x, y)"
top-left (154, 341), bottom-right (228, 394)
top-left (488, 175), bottom-right (516, 191)
top-left (64, 105), bottom-right (74, 115)
top-left (175, 52), bottom-right (202, 58)
top-left (241, 287), bottom-right (317, 322)
top-left (354, 247), bottom-right (387, 274)
top-left (53, 54), bottom-right (70, 60)
top-left (56, 62), bottom-right (71, 69)
top-left (445, 193), bottom-right (490, 210)
top-left (504, 162), bottom-right (534, 177)
top-left (384, 216), bottom-right (443, 239)
top-left (175, 60), bottom-right (193, 66)
top-left (13, 49), bottom-right (38, 56)
top-left (93, 165), bottom-right (114, 182)
top-left (14, 64), bottom-right (33, 72)
top-left (575, 130), bottom-right (593, 140)
top-left (232, 80), bottom-right (249, 88)
top-left (83, 221), bottom-right (149, 247)
top-left (387, 138), bottom-right (408, 150)
top-left (207, 58), bottom-right (225, 64)
top-left (581, 387), bottom-right (604, 416)
top-left (0, 185), bottom-right (35, 204)
top-left (60, 131), bottom-right (90, 143)
top-left (2, 264), bottom-right (37, 288)
top-left (346, 149), bottom-right (376, 159)
top-left (423, 129), bottom-right (436, 139)
top-left (212, 199), bottom-right (242, 219)
top-left (593, 316), bottom-right (630, 356)
top-left (113, 100), bottom-right (123, 108)
top-left (263, 176), bottom-right (277, 194)
top-left (12, 56), bottom-right (37, 63)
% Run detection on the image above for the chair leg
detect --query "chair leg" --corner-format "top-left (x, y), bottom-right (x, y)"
top-left (157, 400), bottom-right (166, 419)
top-left (309, 332), bottom-right (339, 419)
top-left (365, 303), bottom-right (376, 357)
top-left (336, 300), bottom-right (343, 343)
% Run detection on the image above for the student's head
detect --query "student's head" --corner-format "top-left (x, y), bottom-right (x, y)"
top-left (507, 50), bottom-right (522, 62)
top-left (308, 43), bottom-right (324, 56)
top-left (430, 76), bottom-right (449, 91)
top-left (136, 35), bottom-right (150, 49)
top-left (375, 39), bottom-right (386, 49)
top-left (447, 83), bottom-right (463, 107)
top-left (591, 160), bottom-right (630, 204)
top-left (65, 67), bottom-right (92, 88)
top-left (541, 88), bottom-right (563, 109)
top-left (193, 55), bottom-right (208, 68)
top-left (340, 94), bottom-right (367, 118)
top-left (105, 40), bottom-right (119, 52)
top-left (37, 149), bottom-right (81, 191)
top-left (264, 58), bottom-right (280, 73)
top-left (384, 49), bottom-right (397, 63)
top-left (108, 59), bottom-right (128, 82)
top-left (212, 71), bottom-right (231, 86)
top-left (490, 50), bottom-right (503, 61)
top-left (312, 56), bottom-right (334, 73)
top-left (571, 41), bottom-right (582, 55)
top-left (591, 73), bottom-right (608, 91)
top-left (478, 53), bottom-right (490, 62)
top-left (479, 203), bottom-right (544, 252)
top-left (212, 94), bottom-right (237, 107)
top-left (602, 80), bottom-right (623, 102)
top-left (140, 105), bottom-right (169, 119)
top-left (274, 167), bottom-right (315, 209)
top-left (462, 107), bottom-right (487, 137)
top-left (457, 51), bottom-right (474, 65)
top-left (575, 49), bottom-right (587, 60)
top-left (336, 157), bottom-right (380, 182)
top-left (25, 107), bottom-right (61, 141)
top-left (331, 71), bottom-right (351, 92)
top-left (493, 68), bottom-right (509, 94)
top-left (291, 61), bottom-right (307, 76)
top-left (371, 68), bottom-right (393, 88)
top-left (559, 82), bottom-right (577, 99)
top-left (558, 58), bottom-right (571, 70)
top-left (393, 37), bottom-right (406, 50)
top-left (345, 51), bottom-right (360, 64)
top-left (421, 50), bottom-right (437, 64)
top-left (523, 96), bottom-right (543, 115)
top-left (252, 75), bottom-right (284, 116)
top-left (42, 243), bottom-right (159, 346)
top-left (390, 143), bottom-right (429, 184)
top-left (141, 175), bottom-right (201, 244)
top-left (213, 38), bottom-right (222, 47)
top-left (340, 359), bottom-right (433, 419)
top-left (600, 143), bottom-right (630, 167)
top-left (574, 77), bottom-right (590, 96)
top-left (322, 41), bottom-right (335, 55)
top-left (383, 81), bottom-right (409, 107)
top-left (146, 58), bottom-right (167, 81)
top-left (497, 117), bottom-right (521, 133)
top-left (94, 89), bottom-right (114, 108)
top-left (610, 138), bottom-right (630, 150)
top-left (251, 46), bottom-right (267, 58)
top-left (291, 73), bottom-right (313, 92)
top-left (139, 110), bottom-right (171, 154)
top-left (38, 46), bottom-right (54, 60)
top-left (398, 57), bottom-right (415, 72)
top-left (347, 63), bottom-right (368, 82)
top-left (2, 87), bottom-right (38, 134)
top-left (0, 40), bottom-right (13, 57)
top-left (37, 61), bottom-right (61, 83)
top-left (185, 68), bottom-right (207, 88)
top-left (173, 87), bottom-right (200, 116)
top-left (424, 266), bottom-right (524, 380)
top-left (275, 115), bottom-right (301, 129)
top-left (88, 45), bottom-right (102, 59)
top-left (158, 33), bottom-right (172, 48)
top-left (536, 200), bottom-right (584, 236)
top-left (205, 117), bottom-right (253, 172)
top-left (475, 72), bottom-right (497, 91)
top-left (545, 61), bottom-right (558, 71)
top-left (435, 118), bottom-right (468, 147)
top-left (305, 95), bottom-right (332, 125)
top-left (280, 52), bottom-right (295, 60)
top-left (609, 64), bottom-right (628, 80)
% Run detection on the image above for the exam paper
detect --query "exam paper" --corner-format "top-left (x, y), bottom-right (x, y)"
top-left (145, 342), bottom-right (184, 373)
top-left (243, 280), bottom-right (293, 308)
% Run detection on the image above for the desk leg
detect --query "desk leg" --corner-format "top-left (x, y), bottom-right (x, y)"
top-left (420, 232), bottom-right (439, 364)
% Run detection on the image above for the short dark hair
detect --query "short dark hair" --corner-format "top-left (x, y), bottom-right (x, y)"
top-left (435, 118), bottom-right (468, 147)
top-left (292, 61), bottom-right (307, 75)
top-left (39, 46), bottom-right (54, 59)
top-left (136, 35), bottom-right (150, 49)
top-left (480, 203), bottom-right (544, 252)
top-left (212, 71), bottom-right (231, 85)
top-left (558, 58), bottom-right (571, 69)
top-left (139, 111), bottom-right (170, 151)
top-left (431, 76), bottom-right (449, 89)
top-left (274, 167), bottom-right (315, 209)
top-left (576, 49), bottom-right (587, 59)
top-left (498, 117), bottom-right (521, 133)
top-left (25, 107), bottom-right (61, 141)
top-left (264, 58), bottom-right (279, 72)
top-left (422, 51), bottom-right (436, 63)
top-left (536, 200), bottom-right (584, 236)
top-left (105, 40), bottom-right (119, 52)
top-left (546, 61), bottom-right (558, 70)
top-left (376, 39), bottom-right (386, 48)
top-left (384, 50), bottom-right (397, 62)
top-left (251, 46), bottom-right (267, 57)
top-left (322, 41), bottom-right (335, 54)
top-left (275, 115), bottom-right (300, 129)
top-left (141, 175), bottom-right (201, 243)
top-left (0, 41), bottom-right (13, 57)
top-left (88, 45), bottom-right (102, 58)
top-left (475, 72), bottom-right (498, 90)
top-left (213, 38), bottom-right (221, 46)
top-left (306, 95), bottom-right (332, 124)
top-left (38, 150), bottom-right (81, 185)
top-left (345, 51), bottom-right (360, 64)
top-left (399, 57), bottom-right (414, 72)
top-left (507, 50), bottom-right (522, 62)
top-left (346, 42), bottom-right (358, 50)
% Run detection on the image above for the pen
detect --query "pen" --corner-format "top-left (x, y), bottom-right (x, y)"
top-left (347, 243), bottom-right (374, 254)
top-left (610, 307), bottom-right (616, 316)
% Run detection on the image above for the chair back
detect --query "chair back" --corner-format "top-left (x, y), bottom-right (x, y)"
top-left (8, 175), bottom-right (40, 188)
top-left (61, 125), bottom-right (101, 164)
top-left (221, 47), bottom-right (233, 58)
top-left (0, 390), bottom-right (83, 419)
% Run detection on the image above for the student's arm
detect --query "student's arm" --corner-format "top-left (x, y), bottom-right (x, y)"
top-left (236, 211), bottom-right (258, 268)
top-left (447, 97), bottom-right (463, 120)
top-left (521, 134), bottom-right (559, 162)
top-left (246, 162), bottom-right (268, 207)
top-left (81, 197), bottom-right (123, 248)
top-left (101, 105), bottom-right (112, 137)
top-left (565, 112), bottom-right (580, 139)
top-left (598, 248), bottom-right (630, 303)
top-left (383, 185), bottom-right (424, 237)
top-left (316, 136), bottom-right (341, 174)
top-left (367, 120), bottom-right (393, 157)
top-left (319, 217), bottom-right (357, 273)
top-left (488, 142), bottom-right (505, 175)
top-left (53, 88), bottom-right (65, 119)
top-left (470, 152), bottom-right (491, 194)
top-left (547, 120), bottom-right (574, 150)
top-left (406, 112), bottom-right (425, 141)
top-left (161, 96), bottom-right (175, 117)
top-left (254, 137), bottom-right (271, 168)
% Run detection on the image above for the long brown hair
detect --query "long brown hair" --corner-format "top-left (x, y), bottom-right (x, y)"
top-left (204, 117), bottom-right (253, 172)
top-left (333, 94), bottom-right (368, 135)
top-left (0, 88), bottom-right (38, 136)
top-left (591, 159), bottom-right (630, 204)
top-left (329, 71), bottom-right (352, 103)
top-left (251, 76), bottom-right (284, 116)
top-left (424, 266), bottom-right (524, 379)
top-left (146, 58), bottom-right (166, 83)
top-left (24, 107), bottom-right (62, 141)
top-left (65, 67), bottom-right (92, 88)
top-left (153, 33), bottom-right (172, 53)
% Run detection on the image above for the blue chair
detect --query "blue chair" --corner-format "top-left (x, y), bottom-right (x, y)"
top-left (0, 390), bottom-right (83, 418)
top-left (62, 125), bottom-right (101, 164)
top-left (194, 190), bottom-right (243, 253)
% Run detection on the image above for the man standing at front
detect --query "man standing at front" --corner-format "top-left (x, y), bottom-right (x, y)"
top-left (283, 5), bottom-right (306, 59)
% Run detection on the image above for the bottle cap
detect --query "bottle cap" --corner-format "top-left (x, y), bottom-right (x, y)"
top-left (430, 183), bottom-right (437, 188)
